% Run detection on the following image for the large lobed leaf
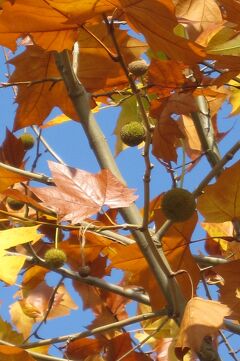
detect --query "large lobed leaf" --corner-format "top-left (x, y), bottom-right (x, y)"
top-left (32, 161), bottom-right (138, 224)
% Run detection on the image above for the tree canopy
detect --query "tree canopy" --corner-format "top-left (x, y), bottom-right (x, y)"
top-left (0, 0), bottom-right (240, 360)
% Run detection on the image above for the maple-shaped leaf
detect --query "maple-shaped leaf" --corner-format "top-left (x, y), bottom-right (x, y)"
top-left (0, 0), bottom-right (78, 51)
top-left (175, 0), bottom-right (222, 36)
top-left (197, 160), bottom-right (240, 222)
top-left (32, 161), bottom-right (137, 224)
top-left (10, 24), bottom-right (146, 130)
top-left (175, 297), bottom-right (231, 359)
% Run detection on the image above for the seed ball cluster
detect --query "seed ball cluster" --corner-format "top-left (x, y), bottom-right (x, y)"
top-left (44, 248), bottom-right (67, 269)
top-left (128, 60), bottom-right (149, 77)
top-left (19, 133), bottom-right (35, 150)
top-left (120, 121), bottom-right (146, 147)
top-left (6, 197), bottom-right (24, 211)
top-left (161, 188), bottom-right (196, 222)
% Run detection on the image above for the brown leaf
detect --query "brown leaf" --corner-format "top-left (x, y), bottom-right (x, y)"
top-left (175, 297), bottom-right (231, 358)
top-left (0, 129), bottom-right (25, 167)
top-left (152, 117), bottom-right (184, 162)
top-left (32, 161), bottom-right (138, 224)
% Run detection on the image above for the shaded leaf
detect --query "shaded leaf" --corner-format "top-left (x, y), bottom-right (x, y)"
top-left (152, 117), bottom-right (184, 162)
top-left (175, 297), bottom-right (231, 358)
top-left (32, 161), bottom-right (138, 224)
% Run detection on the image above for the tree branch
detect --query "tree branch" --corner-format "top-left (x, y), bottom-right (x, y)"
top-left (22, 308), bottom-right (168, 348)
top-left (54, 49), bottom-right (186, 317)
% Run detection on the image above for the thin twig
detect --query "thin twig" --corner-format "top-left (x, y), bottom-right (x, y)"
top-left (22, 309), bottom-right (168, 349)
top-left (7, 250), bottom-right (151, 305)
top-left (116, 316), bottom-right (169, 361)
top-left (193, 141), bottom-right (240, 198)
top-left (0, 161), bottom-right (53, 185)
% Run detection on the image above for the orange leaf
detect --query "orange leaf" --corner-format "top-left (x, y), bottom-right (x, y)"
top-left (32, 161), bottom-right (138, 224)
top-left (155, 209), bottom-right (200, 302)
top-left (106, 333), bottom-right (151, 360)
top-left (213, 260), bottom-right (240, 318)
top-left (152, 117), bottom-right (183, 162)
top-left (175, 297), bottom-right (231, 358)
top-left (0, 167), bottom-right (27, 192)
top-left (197, 160), bottom-right (240, 222)
top-left (0, 345), bottom-right (36, 361)
top-left (0, 0), bottom-right (78, 51)
top-left (109, 243), bottom-right (165, 310)
top-left (66, 337), bottom-right (107, 360)
top-left (122, 0), bottom-right (205, 64)
top-left (175, 0), bottom-right (222, 35)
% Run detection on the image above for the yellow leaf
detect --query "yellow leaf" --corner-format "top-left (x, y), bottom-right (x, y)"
top-left (197, 160), bottom-right (240, 222)
top-left (0, 253), bottom-right (26, 285)
top-left (9, 302), bottom-right (35, 338)
top-left (0, 168), bottom-right (27, 192)
top-left (0, 225), bottom-right (42, 250)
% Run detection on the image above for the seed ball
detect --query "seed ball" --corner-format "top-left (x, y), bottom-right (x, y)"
top-left (128, 60), bottom-right (149, 77)
top-left (6, 197), bottom-right (24, 211)
top-left (44, 248), bottom-right (67, 269)
top-left (120, 121), bottom-right (146, 147)
top-left (161, 188), bottom-right (196, 222)
top-left (19, 133), bottom-right (35, 150)
top-left (79, 265), bottom-right (91, 277)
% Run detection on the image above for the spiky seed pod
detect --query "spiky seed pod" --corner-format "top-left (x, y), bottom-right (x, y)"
top-left (6, 197), bottom-right (24, 211)
top-left (128, 60), bottom-right (149, 77)
top-left (120, 121), bottom-right (146, 147)
top-left (44, 248), bottom-right (67, 269)
top-left (19, 133), bottom-right (35, 150)
top-left (161, 188), bottom-right (196, 222)
top-left (79, 265), bottom-right (91, 277)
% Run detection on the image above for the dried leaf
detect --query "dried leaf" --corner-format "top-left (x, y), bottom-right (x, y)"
top-left (175, 297), bottom-right (231, 358)
top-left (32, 161), bottom-right (138, 224)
